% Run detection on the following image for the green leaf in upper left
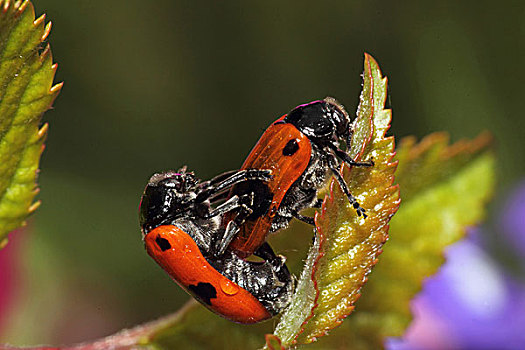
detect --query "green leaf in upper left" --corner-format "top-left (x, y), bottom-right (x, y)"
top-left (0, 0), bottom-right (62, 248)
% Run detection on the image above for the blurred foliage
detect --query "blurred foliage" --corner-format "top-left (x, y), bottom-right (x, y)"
top-left (147, 302), bottom-right (274, 350)
top-left (1, 0), bottom-right (521, 346)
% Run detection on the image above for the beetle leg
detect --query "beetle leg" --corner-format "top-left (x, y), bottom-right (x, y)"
top-left (328, 157), bottom-right (367, 218)
top-left (215, 220), bottom-right (241, 257)
top-left (254, 242), bottom-right (291, 282)
top-left (206, 190), bottom-right (229, 203)
top-left (254, 242), bottom-right (285, 268)
top-left (327, 143), bottom-right (374, 167)
top-left (292, 212), bottom-right (315, 226)
top-left (197, 169), bottom-right (273, 202)
top-left (254, 242), bottom-right (277, 260)
top-left (204, 195), bottom-right (243, 218)
top-left (213, 192), bottom-right (256, 256)
top-left (346, 127), bottom-right (353, 151)
top-left (312, 198), bottom-right (323, 209)
top-left (207, 169), bottom-right (273, 191)
top-left (214, 210), bottom-right (250, 256)
top-left (198, 169), bottom-right (239, 190)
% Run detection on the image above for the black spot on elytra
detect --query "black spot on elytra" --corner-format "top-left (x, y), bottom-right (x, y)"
top-left (155, 236), bottom-right (171, 251)
top-left (188, 282), bottom-right (217, 305)
top-left (282, 139), bottom-right (299, 156)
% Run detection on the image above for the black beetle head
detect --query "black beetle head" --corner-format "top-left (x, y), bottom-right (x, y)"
top-left (284, 97), bottom-right (351, 145)
top-left (139, 169), bottom-right (198, 235)
top-left (323, 97), bottom-right (351, 143)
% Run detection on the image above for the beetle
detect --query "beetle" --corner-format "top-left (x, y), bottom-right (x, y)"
top-left (145, 225), bottom-right (292, 323)
top-left (139, 169), bottom-right (294, 323)
top-left (140, 167), bottom-right (272, 253)
top-left (222, 97), bottom-right (374, 258)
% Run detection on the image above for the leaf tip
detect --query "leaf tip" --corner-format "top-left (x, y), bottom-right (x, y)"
top-left (50, 81), bottom-right (63, 93)
top-left (42, 20), bottom-right (52, 41)
top-left (38, 122), bottom-right (49, 138)
top-left (470, 130), bottom-right (494, 150)
top-left (17, 0), bottom-right (29, 13)
top-left (363, 52), bottom-right (381, 69)
top-left (28, 200), bottom-right (41, 214)
top-left (33, 12), bottom-right (45, 26)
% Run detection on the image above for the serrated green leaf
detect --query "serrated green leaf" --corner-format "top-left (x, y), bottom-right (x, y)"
top-left (273, 53), bottom-right (400, 346)
top-left (0, 0), bottom-right (61, 247)
top-left (394, 131), bottom-right (493, 201)
top-left (308, 133), bottom-right (495, 350)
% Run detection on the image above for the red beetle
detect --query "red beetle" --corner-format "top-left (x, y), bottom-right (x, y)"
top-left (222, 97), bottom-right (373, 258)
top-left (140, 169), bottom-right (294, 323)
top-left (144, 225), bottom-right (292, 323)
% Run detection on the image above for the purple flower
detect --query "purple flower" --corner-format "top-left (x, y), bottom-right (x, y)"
top-left (388, 180), bottom-right (525, 350)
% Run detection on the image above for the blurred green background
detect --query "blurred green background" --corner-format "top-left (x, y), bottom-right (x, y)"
top-left (2, 0), bottom-right (524, 346)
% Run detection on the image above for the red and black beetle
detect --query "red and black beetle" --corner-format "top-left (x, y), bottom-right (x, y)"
top-left (139, 169), bottom-right (294, 323)
top-left (222, 97), bottom-right (373, 258)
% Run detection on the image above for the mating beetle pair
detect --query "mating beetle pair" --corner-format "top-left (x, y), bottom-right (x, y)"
top-left (139, 97), bottom-right (373, 323)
